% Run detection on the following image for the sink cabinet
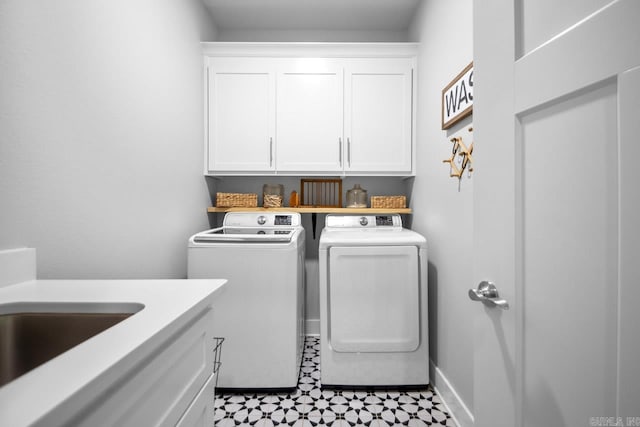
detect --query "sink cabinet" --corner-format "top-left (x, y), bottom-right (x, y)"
top-left (0, 250), bottom-right (226, 427)
top-left (73, 308), bottom-right (216, 427)
top-left (203, 43), bottom-right (417, 176)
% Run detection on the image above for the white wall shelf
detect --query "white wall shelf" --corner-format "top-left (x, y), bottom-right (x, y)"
top-left (207, 207), bottom-right (412, 214)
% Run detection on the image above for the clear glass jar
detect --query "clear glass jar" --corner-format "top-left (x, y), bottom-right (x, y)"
top-left (346, 184), bottom-right (367, 208)
top-left (263, 184), bottom-right (284, 208)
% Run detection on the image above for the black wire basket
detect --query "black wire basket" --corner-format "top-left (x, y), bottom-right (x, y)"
top-left (213, 337), bottom-right (224, 388)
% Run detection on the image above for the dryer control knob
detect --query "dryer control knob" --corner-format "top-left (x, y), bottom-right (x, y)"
top-left (257, 215), bottom-right (267, 225)
top-left (359, 216), bottom-right (368, 226)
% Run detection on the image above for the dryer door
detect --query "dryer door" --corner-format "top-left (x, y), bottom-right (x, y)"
top-left (328, 245), bottom-right (420, 352)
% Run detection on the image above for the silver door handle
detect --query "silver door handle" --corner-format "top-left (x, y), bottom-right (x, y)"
top-left (339, 138), bottom-right (343, 166)
top-left (347, 138), bottom-right (351, 167)
top-left (469, 281), bottom-right (509, 309)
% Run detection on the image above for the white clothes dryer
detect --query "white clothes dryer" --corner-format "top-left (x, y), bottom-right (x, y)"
top-left (319, 214), bottom-right (428, 388)
top-left (188, 212), bottom-right (305, 391)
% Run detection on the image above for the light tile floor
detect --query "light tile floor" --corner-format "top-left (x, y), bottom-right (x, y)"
top-left (214, 337), bottom-right (455, 426)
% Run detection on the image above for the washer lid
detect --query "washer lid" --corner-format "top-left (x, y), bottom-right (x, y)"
top-left (319, 227), bottom-right (426, 249)
top-left (192, 227), bottom-right (297, 243)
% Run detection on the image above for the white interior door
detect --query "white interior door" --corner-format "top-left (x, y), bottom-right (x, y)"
top-left (473, 1), bottom-right (640, 426)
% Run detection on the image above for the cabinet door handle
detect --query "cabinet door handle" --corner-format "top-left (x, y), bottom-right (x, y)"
top-left (347, 138), bottom-right (351, 167)
top-left (269, 137), bottom-right (273, 167)
top-left (338, 138), bottom-right (343, 166)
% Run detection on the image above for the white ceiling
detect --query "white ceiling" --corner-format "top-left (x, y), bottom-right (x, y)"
top-left (202, 0), bottom-right (421, 32)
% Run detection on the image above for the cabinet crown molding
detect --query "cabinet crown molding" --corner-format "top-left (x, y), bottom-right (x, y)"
top-left (201, 42), bottom-right (418, 58)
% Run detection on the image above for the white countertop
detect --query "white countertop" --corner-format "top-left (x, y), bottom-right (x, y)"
top-left (0, 278), bottom-right (227, 427)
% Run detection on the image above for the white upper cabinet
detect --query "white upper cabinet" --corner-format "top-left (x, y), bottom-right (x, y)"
top-left (344, 59), bottom-right (413, 173)
top-left (203, 43), bottom-right (416, 176)
top-left (206, 58), bottom-right (275, 172)
top-left (276, 60), bottom-right (344, 172)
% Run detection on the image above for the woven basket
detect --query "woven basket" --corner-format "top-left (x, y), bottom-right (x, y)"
top-left (216, 192), bottom-right (258, 208)
top-left (370, 195), bottom-right (406, 209)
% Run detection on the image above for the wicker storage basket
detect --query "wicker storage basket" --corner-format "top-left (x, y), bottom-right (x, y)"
top-left (370, 195), bottom-right (406, 209)
top-left (216, 192), bottom-right (258, 208)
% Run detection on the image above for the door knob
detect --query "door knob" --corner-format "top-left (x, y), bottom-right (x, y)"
top-left (469, 281), bottom-right (509, 309)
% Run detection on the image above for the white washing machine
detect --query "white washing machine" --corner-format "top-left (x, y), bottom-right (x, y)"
top-left (188, 212), bottom-right (305, 391)
top-left (319, 214), bottom-right (428, 388)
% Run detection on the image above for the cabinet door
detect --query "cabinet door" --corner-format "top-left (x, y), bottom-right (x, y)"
top-left (276, 60), bottom-right (344, 172)
top-left (344, 59), bottom-right (414, 174)
top-left (206, 58), bottom-right (275, 172)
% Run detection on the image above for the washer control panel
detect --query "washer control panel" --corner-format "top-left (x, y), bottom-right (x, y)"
top-left (274, 215), bottom-right (293, 226)
top-left (375, 215), bottom-right (395, 226)
top-left (224, 212), bottom-right (301, 228)
top-left (325, 214), bottom-right (402, 229)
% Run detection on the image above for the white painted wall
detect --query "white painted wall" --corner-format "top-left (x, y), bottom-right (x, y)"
top-left (408, 0), bottom-right (474, 424)
top-left (0, 0), bottom-right (218, 279)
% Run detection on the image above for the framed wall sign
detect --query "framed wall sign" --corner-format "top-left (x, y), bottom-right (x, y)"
top-left (441, 61), bottom-right (473, 130)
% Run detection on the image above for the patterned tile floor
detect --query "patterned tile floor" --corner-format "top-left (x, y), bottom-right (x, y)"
top-left (214, 337), bottom-right (455, 426)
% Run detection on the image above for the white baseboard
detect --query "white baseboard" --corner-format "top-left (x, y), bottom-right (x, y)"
top-left (430, 360), bottom-right (474, 427)
top-left (305, 319), bottom-right (320, 336)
